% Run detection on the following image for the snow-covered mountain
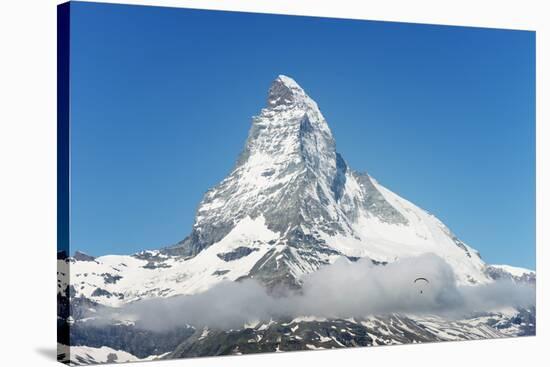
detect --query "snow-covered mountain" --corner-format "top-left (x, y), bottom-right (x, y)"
top-left (58, 75), bottom-right (535, 363)
top-left (484, 264), bottom-right (535, 284)
top-left (59, 75), bottom-right (525, 308)
top-left (57, 344), bottom-right (167, 365)
top-left (166, 310), bottom-right (535, 359)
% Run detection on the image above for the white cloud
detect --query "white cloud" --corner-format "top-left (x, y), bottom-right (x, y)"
top-left (96, 253), bottom-right (535, 331)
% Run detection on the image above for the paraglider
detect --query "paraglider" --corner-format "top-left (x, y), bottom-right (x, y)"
top-left (413, 277), bottom-right (429, 294)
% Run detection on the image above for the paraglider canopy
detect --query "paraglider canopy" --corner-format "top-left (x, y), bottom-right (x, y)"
top-left (413, 277), bottom-right (429, 294)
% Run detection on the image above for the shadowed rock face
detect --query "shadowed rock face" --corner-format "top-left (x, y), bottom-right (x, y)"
top-left (74, 251), bottom-right (96, 262)
top-left (217, 247), bottom-right (259, 262)
top-left (267, 75), bottom-right (310, 107)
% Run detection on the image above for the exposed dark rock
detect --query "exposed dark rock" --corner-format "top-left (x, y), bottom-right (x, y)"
top-left (101, 273), bottom-right (123, 284)
top-left (143, 262), bottom-right (172, 269)
top-left (217, 247), bottom-right (259, 262)
top-left (74, 251), bottom-right (96, 262)
top-left (212, 270), bottom-right (230, 276)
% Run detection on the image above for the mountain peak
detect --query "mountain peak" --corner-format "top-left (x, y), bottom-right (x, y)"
top-left (267, 75), bottom-right (310, 107)
top-left (274, 74), bottom-right (301, 88)
top-left (163, 75), bottom-right (490, 288)
top-left (264, 75), bottom-right (328, 134)
top-left (73, 251), bottom-right (96, 262)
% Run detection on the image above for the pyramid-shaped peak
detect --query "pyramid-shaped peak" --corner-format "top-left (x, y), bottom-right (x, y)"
top-left (267, 75), bottom-right (310, 107)
top-left (274, 75), bottom-right (303, 90)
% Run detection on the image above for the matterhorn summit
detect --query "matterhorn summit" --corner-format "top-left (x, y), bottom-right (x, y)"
top-left (156, 75), bottom-right (490, 290)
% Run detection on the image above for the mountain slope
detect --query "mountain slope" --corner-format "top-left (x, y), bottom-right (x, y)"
top-left (166, 314), bottom-right (516, 359)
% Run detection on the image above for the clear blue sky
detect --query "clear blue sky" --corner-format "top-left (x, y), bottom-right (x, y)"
top-left (69, 2), bottom-right (535, 269)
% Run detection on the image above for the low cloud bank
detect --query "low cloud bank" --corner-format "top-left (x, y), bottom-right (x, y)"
top-left (99, 254), bottom-right (535, 331)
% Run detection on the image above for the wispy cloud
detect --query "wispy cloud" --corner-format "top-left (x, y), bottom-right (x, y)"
top-left (96, 254), bottom-right (535, 331)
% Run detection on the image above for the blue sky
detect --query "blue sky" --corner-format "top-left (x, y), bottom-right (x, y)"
top-left (69, 2), bottom-right (535, 269)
